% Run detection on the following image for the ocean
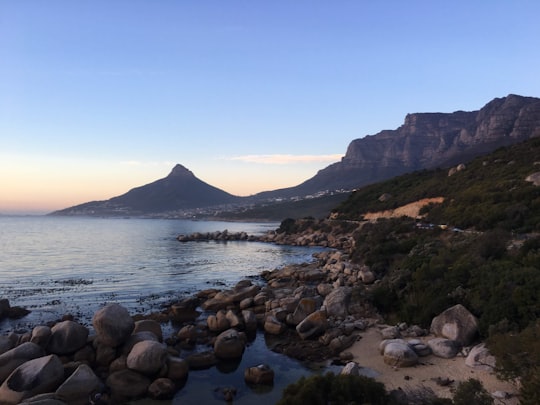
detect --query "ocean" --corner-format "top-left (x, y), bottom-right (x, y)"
top-left (0, 215), bottom-right (336, 404)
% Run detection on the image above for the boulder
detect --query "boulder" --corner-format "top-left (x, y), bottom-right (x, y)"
top-left (244, 364), bottom-right (274, 385)
top-left (0, 299), bottom-right (10, 319)
top-left (287, 298), bottom-right (318, 326)
top-left (0, 342), bottom-right (45, 383)
top-left (241, 310), bottom-right (258, 334)
top-left (92, 303), bottom-right (134, 347)
top-left (46, 321), bottom-right (89, 355)
top-left (0, 336), bottom-right (16, 356)
top-left (225, 310), bottom-right (243, 329)
top-left (126, 340), bottom-right (168, 375)
top-left (133, 319), bottom-right (163, 342)
top-left (430, 304), bottom-right (478, 346)
top-left (340, 362), bottom-right (361, 376)
top-left (148, 377), bottom-right (176, 400)
top-left (427, 338), bottom-right (460, 359)
top-left (0, 354), bottom-right (64, 404)
top-left (106, 369), bottom-right (151, 402)
top-left (264, 316), bottom-right (286, 335)
top-left (186, 350), bottom-right (218, 370)
top-left (55, 363), bottom-right (103, 404)
top-left (207, 310), bottom-right (231, 333)
top-left (169, 302), bottom-right (200, 323)
top-left (93, 339), bottom-right (117, 367)
top-left (381, 341), bottom-right (419, 367)
top-left (167, 356), bottom-right (189, 381)
top-left (322, 287), bottom-right (351, 318)
top-left (214, 329), bottom-right (246, 360)
top-left (120, 331), bottom-right (160, 356)
top-left (30, 326), bottom-right (52, 349)
top-left (296, 310), bottom-right (328, 340)
top-left (465, 343), bottom-right (496, 371)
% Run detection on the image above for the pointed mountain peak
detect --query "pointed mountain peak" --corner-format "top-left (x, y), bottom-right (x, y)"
top-left (168, 164), bottom-right (194, 178)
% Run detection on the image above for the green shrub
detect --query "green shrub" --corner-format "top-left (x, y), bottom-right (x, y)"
top-left (277, 372), bottom-right (390, 405)
top-left (452, 378), bottom-right (493, 405)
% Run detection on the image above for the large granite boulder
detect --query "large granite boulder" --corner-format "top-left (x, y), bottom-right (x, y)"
top-left (323, 287), bottom-right (351, 318)
top-left (55, 363), bottom-right (103, 404)
top-left (430, 304), bottom-right (478, 346)
top-left (286, 297), bottom-right (318, 326)
top-left (380, 339), bottom-right (419, 367)
top-left (0, 354), bottom-right (64, 404)
top-left (213, 329), bottom-right (246, 360)
top-left (92, 303), bottom-right (134, 347)
top-left (46, 320), bottom-right (89, 355)
top-left (0, 342), bottom-right (45, 383)
top-left (126, 340), bottom-right (168, 375)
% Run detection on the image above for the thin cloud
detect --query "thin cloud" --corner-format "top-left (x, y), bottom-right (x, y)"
top-left (230, 154), bottom-right (344, 165)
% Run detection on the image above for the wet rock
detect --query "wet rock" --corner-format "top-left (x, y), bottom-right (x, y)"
top-left (264, 316), bottom-right (286, 335)
top-left (0, 354), bottom-right (64, 404)
top-left (133, 319), bottom-right (163, 342)
top-left (207, 310), bottom-right (231, 333)
top-left (148, 377), bottom-right (176, 400)
top-left (126, 340), bottom-right (168, 376)
top-left (0, 342), bottom-right (45, 383)
top-left (92, 303), bottom-right (134, 348)
top-left (241, 310), bottom-right (258, 334)
top-left (186, 350), bottom-right (218, 370)
top-left (106, 369), bottom-right (151, 402)
top-left (244, 364), bottom-right (274, 385)
top-left (93, 339), bottom-right (117, 367)
top-left (214, 329), bottom-right (246, 360)
top-left (0, 299), bottom-right (10, 320)
top-left (120, 331), bottom-right (160, 356)
top-left (55, 363), bottom-right (103, 404)
top-left (46, 320), bottom-right (89, 355)
top-left (167, 356), bottom-right (189, 381)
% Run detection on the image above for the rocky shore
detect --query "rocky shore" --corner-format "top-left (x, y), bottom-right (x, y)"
top-left (0, 225), bottom-right (518, 404)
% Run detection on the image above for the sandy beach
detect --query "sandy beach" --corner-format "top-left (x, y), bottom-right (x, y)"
top-left (347, 327), bottom-right (519, 404)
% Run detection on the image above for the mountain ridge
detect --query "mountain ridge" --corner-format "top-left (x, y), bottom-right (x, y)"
top-left (52, 94), bottom-right (540, 218)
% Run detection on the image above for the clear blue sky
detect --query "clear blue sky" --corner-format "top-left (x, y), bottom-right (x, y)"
top-left (1, 1), bottom-right (540, 213)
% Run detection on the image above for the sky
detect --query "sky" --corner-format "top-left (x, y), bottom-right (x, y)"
top-left (1, 1), bottom-right (540, 214)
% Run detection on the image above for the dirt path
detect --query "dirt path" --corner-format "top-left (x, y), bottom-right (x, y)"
top-left (347, 327), bottom-right (519, 404)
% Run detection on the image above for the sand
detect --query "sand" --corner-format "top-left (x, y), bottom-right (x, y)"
top-left (346, 327), bottom-right (519, 404)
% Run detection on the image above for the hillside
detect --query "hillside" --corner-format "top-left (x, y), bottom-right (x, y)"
top-left (52, 164), bottom-right (242, 216)
top-left (333, 137), bottom-right (540, 233)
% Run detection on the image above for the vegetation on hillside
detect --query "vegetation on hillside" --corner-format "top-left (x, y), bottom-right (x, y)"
top-left (334, 137), bottom-right (540, 233)
top-left (299, 138), bottom-right (540, 402)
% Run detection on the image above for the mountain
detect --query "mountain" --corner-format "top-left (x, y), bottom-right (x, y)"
top-left (256, 94), bottom-right (540, 199)
top-left (52, 164), bottom-right (242, 216)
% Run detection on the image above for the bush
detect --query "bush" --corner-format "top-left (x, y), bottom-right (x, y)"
top-left (277, 372), bottom-right (390, 405)
top-left (452, 378), bottom-right (493, 405)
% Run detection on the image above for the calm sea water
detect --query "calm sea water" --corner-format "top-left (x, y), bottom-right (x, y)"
top-left (0, 215), bottom-right (337, 404)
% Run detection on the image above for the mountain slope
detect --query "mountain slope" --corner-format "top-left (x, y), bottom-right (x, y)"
top-left (256, 94), bottom-right (540, 199)
top-left (333, 136), bottom-right (540, 232)
top-left (52, 164), bottom-right (242, 216)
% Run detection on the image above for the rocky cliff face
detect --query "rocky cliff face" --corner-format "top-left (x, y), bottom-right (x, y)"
top-left (268, 94), bottom-right (540, 197)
